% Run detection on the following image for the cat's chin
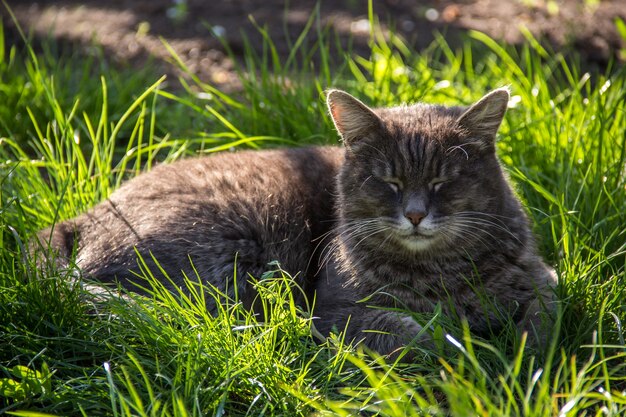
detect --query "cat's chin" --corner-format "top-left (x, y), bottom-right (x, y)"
top-left (395, 233), bottom-right (438, 253)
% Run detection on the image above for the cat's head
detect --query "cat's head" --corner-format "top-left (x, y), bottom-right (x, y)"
top-left (327, 88), bottom-right (523, 258)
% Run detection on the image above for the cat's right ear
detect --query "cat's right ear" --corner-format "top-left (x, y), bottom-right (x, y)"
top-left (326, 90), bottom-right (382, 147)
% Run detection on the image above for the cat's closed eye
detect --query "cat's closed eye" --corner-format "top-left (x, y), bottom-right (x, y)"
top-left (428, 178), bottom-right (449, 192)
top-left (382, 177), bottom-right (403, 194)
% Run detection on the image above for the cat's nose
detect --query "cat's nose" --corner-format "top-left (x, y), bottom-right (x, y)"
top-left (405, 211), bottom-right (427, 226)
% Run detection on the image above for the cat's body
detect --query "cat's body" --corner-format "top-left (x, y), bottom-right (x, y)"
top-left (39, 147), bottom-right (343, 310)
top-left (37, 89), bottom-right (556, 355)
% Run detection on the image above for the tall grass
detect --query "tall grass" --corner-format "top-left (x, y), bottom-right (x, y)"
top-left (1, 5), bottom-right (625, 416)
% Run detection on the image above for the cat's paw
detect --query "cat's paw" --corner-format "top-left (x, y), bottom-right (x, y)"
top-left (399, 315), bottom-right (424, 335)
top-left (517, 299), bottom-right (555, 351)
top-left (398, 315), bottom-right (433, 346)
top-left (370, 315), bottom-right (434, 361)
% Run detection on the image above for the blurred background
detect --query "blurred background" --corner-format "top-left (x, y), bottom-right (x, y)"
top-left (4, 0), bottom-right (626, 91)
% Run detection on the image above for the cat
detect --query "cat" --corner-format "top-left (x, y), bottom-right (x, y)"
top-left (36, 88), bottom-right (556, 356)
top-left (312, 89), bottom-right (556, 355)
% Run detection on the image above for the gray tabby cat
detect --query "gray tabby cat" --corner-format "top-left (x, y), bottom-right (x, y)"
top-left (313, 89), bottom-right (556, 354)
top-left (37, 89), bottom-right (556, 355)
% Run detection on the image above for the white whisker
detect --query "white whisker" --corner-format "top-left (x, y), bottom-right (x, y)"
top-left (315, 218), bottom-right (394, 271)
top-left (452, 214), bottom-right (524, 246)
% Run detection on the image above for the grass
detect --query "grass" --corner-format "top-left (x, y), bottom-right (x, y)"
top-left (1, 4), bottom-right (626, 416)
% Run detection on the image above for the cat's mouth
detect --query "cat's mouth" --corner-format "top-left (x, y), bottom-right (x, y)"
top-left (400, 229), bottom-right (433, 238)
top-left (394, 227), bottom-right (439, 250)
top-left (378, 217), bottom-right (441, 250)
top-left (395, 224), bottom-right (438, 239)
top-left (394, 232), bottom-right (437, 252)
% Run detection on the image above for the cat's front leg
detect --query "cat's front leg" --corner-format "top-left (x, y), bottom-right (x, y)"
top-left (515, 267), bottom-right (557, 350)
top-left (315, 305), bottom-right (431, 358)
top-left (516, 294), bottom-right (556, 350)
top-left (313, 267), bottom-right (431, 358)
top-left (357, 310), bottom-right (432, 357)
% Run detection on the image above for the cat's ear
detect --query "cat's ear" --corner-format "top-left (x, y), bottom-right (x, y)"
top-left (456, 88), bottom-right (509, 145)
top-left (326, 89), bottom-right (382, 146)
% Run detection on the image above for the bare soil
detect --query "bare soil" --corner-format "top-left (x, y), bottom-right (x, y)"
top-left (4, 0), bottom-right (626, 90)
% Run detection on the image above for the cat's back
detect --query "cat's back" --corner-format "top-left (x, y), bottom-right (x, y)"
top-left (77, 146), bottom-right (343, 232)
top-left (114, 146), bottom-right (342, 201)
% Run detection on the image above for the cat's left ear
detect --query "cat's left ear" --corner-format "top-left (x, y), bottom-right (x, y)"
top-left (456, 88), bottom-right (509, 146)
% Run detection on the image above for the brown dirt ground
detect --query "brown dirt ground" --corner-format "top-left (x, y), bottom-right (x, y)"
top-left (3, 0), bottom-right (626, 90)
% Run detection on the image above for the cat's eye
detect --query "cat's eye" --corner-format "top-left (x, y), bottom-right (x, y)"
top-left (429, 178), bottom-right (449, 192)
top-left (383, 178), bottom-right (403, 194)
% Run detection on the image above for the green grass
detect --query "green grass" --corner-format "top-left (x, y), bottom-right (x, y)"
top-left (1, 5), bottom-right (626, 416)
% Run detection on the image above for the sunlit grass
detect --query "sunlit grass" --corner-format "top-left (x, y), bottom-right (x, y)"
top-left (1, 3), bottom-right (625, 416)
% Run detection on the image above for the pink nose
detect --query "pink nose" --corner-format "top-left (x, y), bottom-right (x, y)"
top-left (405, 211), bottom-right (427, 226)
